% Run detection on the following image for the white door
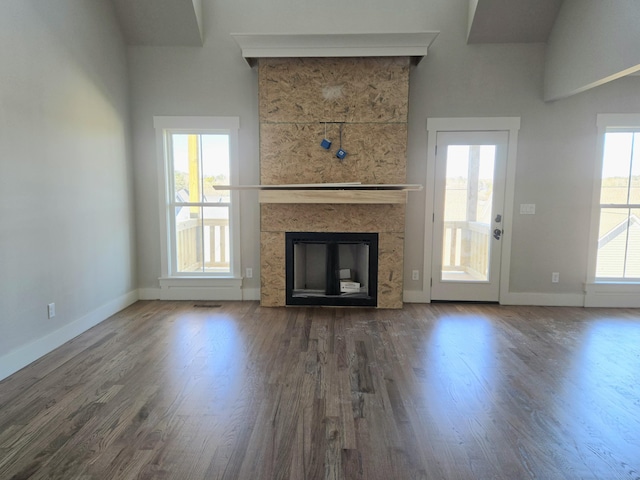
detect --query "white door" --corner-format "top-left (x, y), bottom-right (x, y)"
top-left (431, 131), bottom-right (508, 302)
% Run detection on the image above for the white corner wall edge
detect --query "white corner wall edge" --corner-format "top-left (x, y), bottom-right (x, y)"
top-left (231, 32), bottom-right (440, 66)
top-left (466, 0), bottom-right (479, 42)
top-left (191, 0), bottom-right (204, 43)
top-left (544, 0), bottom-right (640, 101)
top-left (0, 290), bottom-right (139, 382)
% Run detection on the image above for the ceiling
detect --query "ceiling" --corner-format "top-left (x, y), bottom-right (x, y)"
top-left (110, 0), bottom-right (564, 47)
top-left (111, 0), bottom-right (203, 46)
top-left (467, 0), bottom-right (564, 44)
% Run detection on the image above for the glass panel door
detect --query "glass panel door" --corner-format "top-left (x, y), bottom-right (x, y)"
top-left (441, 144), bottom-right (495, 282)
top-left (432, 131), bottom-right (508, 302)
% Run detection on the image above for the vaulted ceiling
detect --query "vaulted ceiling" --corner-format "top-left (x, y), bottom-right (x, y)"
top-left (110, 0), bottom-right (564, 47)
top-left (111, 0), bottom-right (203, 46)
top-left (467, 0), bottom-right (564, 44)
top-left (110, 0), bottom-right (638, 101)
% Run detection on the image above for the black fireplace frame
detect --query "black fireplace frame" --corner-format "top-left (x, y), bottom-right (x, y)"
top-left (285, 232), bottom-right (378, 307)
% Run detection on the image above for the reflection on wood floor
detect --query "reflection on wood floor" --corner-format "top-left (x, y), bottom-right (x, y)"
top-left (1, 301), bottom-right (639, 479)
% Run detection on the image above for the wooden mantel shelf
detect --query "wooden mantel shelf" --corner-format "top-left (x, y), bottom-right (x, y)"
top-left (215, 183), bottom-right (423, 204)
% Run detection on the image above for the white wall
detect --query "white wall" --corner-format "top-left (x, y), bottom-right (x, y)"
top-left (0, 0), bottom-right (137, 380)
top-left (129, 0), bottom-right (640, 303)
top-left (405, 1), bottom-right (640, 304)
top-left (544, 0), bottom-right (640, 101)
top-left (129, 0), bottom-right (430, 295)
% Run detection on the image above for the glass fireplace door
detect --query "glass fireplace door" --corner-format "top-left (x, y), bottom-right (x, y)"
top-left (286, 232), bottom-right (378, 307)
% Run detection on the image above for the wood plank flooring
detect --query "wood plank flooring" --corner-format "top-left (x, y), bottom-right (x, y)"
top-left (1, 301), bottom-right (639, 479)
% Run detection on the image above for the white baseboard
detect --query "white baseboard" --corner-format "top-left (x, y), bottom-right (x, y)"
top-left (584, 283), bottom-right (640, 307)
top-left (140, 284), bottom-right (259, 302)
top-left (500, 292), bottom-right (585, 307)
top-left (403, 290), bottom-right (430, 303)
top-left (242, 288), bottom-right (260, 301)
top-left (402, 288), bottom-right (586, 307)
top-left (158, 277), bottom-right (243, 301)
top-left (159, 287), bottom-right (243, 301)
top-left (0, 290), bottom-right (139, 382)
top-left (138, 287), bottom-right (161, 300)
top-left (585, 294), bottom-right (640, 308)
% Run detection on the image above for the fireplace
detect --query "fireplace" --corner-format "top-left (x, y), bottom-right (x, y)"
top-left (257, 56), bottom-right (411, 309)
top-left (286, 232), bottom-right (378, 307)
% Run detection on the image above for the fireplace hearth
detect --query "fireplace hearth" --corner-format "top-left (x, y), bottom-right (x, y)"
top-left (286, 232), bottom-right (378, 307)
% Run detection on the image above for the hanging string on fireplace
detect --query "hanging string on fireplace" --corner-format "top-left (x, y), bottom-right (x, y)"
top-left (318, 121), bottom-right (347, 159)
top-left (320, 122), bottom-right (332, 150)
top-left (336, 123), bottom-right (347, 161)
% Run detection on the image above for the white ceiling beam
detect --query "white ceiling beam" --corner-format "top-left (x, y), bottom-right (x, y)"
top-left (112, 0), bottom-right (203, 46)
top-left (467, 0), bottom-right (563, 44)
top-left (544, 0), bottom-right (640, 101)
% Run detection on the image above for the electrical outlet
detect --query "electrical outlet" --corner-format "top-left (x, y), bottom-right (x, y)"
top-left (520, 204), bottom-right (536, 215)
top-left (245, 267), bottom-right (253, 279)
top-left (412, 270), bottom-right (420, 281)
top-left (552, 272), bottom-right (559, 283)
top-left (47, 303), bottom-right (55, 319)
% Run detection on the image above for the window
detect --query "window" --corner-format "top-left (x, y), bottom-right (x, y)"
top-left (595, 125), bottom-right (640, 280)
top-left (154, 117), bottom-right (241, 281)
top-left (586, 114), bottom-right (640, 307)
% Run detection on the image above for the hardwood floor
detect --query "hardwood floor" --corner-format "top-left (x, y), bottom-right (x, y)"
top-left (1, 301), bottom-right (639, 479)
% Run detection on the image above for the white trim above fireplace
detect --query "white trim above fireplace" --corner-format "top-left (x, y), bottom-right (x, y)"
top-left (230, 32), bottom-right (440, 67)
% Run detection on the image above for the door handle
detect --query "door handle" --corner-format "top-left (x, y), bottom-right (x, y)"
top-left (493, 228), bottom-right (503, 240)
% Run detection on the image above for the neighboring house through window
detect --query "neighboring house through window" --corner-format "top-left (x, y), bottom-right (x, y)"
top-left (586, 114), bottom-right (640, 307)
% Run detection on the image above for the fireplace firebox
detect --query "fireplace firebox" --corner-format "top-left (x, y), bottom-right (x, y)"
top-left (285, 232), bottom-right (378, 307)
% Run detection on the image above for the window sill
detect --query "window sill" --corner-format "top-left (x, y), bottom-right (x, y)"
top-left (159, 276), bottom-right (243, 301)
top-left (584, 282), bottom-right (640, 308)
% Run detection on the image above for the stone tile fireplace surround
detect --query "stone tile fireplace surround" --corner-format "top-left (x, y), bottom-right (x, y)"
top-left (259, 57), bottom-right (410, 308)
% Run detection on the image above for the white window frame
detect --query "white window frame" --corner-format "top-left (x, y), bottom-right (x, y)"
top-left (154, 116), bottom-right (242, 300)
top-left (585, 113), bottom-right (640, 307)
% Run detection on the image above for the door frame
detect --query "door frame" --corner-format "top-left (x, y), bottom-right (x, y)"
top-left (431, 130), bottom-right (509, 302)
top-left (421, 117), bottom-right (520, 303)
